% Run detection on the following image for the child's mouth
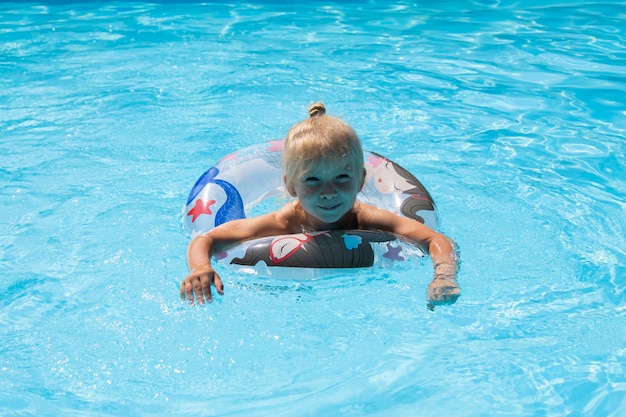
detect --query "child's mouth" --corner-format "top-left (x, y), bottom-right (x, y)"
top-left (319, 203), bottom-right (341, 211)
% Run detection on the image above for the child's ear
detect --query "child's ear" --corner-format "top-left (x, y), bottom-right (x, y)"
top-left (359, 168), bottom-right (367, 191)
top-left (284, 174), bottom-right (296, 196)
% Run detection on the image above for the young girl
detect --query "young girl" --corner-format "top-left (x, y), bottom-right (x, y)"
top-left (181, 103), bottom-right (460, 307)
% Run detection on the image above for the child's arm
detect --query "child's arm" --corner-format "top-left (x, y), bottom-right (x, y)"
top-left (181, 232), bottom-right (224, 304)
top-left (397, 220), bottom-right (460, 308)
top-left (357, 203), bottom-right (460, 307)
top-left (180, 210), bottom-right (291, 304)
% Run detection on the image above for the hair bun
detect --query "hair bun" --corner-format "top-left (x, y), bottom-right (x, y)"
top-left (308, 102), bottom-right (326, 118)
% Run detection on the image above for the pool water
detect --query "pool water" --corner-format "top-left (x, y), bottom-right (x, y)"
top-left (1, 1), bottom-right (625, 416)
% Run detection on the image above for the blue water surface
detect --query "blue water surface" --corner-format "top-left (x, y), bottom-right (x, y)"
top-left (1, 1), bottom-right (625, 416)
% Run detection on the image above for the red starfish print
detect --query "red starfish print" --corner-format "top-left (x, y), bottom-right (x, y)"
top-left (187, 199), bottom-right (216, 222)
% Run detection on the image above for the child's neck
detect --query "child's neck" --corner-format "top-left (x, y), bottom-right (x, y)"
top-left (300, 209), bottom-right (359, 232)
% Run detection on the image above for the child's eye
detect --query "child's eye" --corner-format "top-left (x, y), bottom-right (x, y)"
top-left (336, 174), bottom-right (351, 182)
top-left (304, 176), bottom-right (320, 184)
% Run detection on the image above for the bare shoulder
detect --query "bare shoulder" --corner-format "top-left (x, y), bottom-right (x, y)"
top-left (356, 201), bottom-right (435, 237)
top-left (355, 202), bottom-right (398, 227)
top-left (253, 202), bottom-right (303, 235)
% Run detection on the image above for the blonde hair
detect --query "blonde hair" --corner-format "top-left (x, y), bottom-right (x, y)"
top-left (283, 103), bottom-right (365, 195)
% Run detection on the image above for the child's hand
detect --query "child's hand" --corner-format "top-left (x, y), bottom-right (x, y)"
top-left (180, 264), bottom-right (224, 304)
top-left (427, 275), bottom-right (460, 310)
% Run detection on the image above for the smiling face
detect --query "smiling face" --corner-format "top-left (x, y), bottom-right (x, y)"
top-left (283, 105), bottom-right (366, 229)
top-left (290, 158), bottom-right (363, 230)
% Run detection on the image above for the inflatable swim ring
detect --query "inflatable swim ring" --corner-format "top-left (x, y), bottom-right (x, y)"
top-left (183, 140), bottom-right (438, 278)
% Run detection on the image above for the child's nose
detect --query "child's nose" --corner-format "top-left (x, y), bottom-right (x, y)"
top-left (320, 183), bottom-right (337, 199)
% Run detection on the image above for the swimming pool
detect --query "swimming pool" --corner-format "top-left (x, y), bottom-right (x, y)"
top-left (1, 1), bottom-right (624, 415)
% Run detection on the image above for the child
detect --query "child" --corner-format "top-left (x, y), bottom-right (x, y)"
top-left (181, 103), bottom-right (460, 307)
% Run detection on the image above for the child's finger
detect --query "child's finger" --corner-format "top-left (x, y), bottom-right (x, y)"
top-left (200, 273), bottom-right (212, 302)
top-left (193, 275), bottom-right (209, 303)
top-left (212, 272), bottom-right (224, 295)
top-left (180, 277), bottom-right (198, 303)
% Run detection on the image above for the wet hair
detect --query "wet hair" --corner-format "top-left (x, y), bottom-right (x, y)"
top-left (283, 103), bottom-right (365, 195)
